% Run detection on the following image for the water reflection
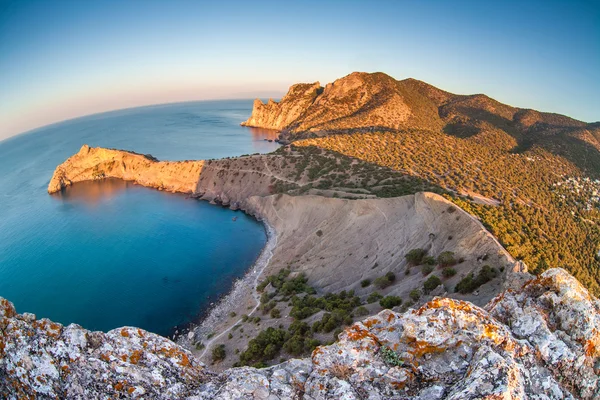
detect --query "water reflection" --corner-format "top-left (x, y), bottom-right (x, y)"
top-left (247, 127), bottom-right (280, 141)
top-left (51, 178), bottom-right (135, 206)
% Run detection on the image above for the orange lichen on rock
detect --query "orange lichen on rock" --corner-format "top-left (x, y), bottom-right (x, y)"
top-left (120, 329), bottom-right (130, 338)
top-left (408, 339), bottom-right (447, 359)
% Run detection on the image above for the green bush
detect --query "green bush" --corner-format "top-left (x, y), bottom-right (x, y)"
top-left (354, 306), bottom-right (369, 316)
top-left (367, 292), bottom-right (383, 303)
top-left (212, 344), bottom-right (226, 362)
top-left (312, 310), bottom-right (353, 333)
top-left (421, 265), bottom-right (434, 276)
top-left (270, 308), bottom-right (281, 318)
top-left (379, 296), bottom-right (402, 309)
top-left (442, 267), bottom-right (457, 277)
top-left (423, 256), bottom-right (437, 265)
top-left (374, 271), bottom-right (396, 289)
top-left (455, 265), bottom-right (498, 294)
top-left (409, 289), bottom-right (421, 301)
top-left (405, 249), bottom-right (427, 266)
top-left (423, 275), bottom-right (442, 293)
top-left (360, 279), bottom-right (371, 287)
top-left (437, 251), bottom-right (457, 267)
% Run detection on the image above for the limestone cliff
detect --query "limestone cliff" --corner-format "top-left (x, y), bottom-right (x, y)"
top-left (240, 82), bottom-right (323, 131)
top-left (2, 268), bottom-right (599, 399)
top-left (48, 145), bottom-right (204, 194)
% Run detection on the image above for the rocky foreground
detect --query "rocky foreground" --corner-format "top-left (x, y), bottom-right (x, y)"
top-left (1, 268), bottom-right (599, 399)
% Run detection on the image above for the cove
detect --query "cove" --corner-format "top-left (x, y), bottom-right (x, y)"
top-left (0, 100), bottom-right (278, 336)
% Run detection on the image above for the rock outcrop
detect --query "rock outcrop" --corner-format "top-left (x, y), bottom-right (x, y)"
top-left (2, 268), bottom-right (599, 399)
top-left (47, 145), bottom-right (204, 194)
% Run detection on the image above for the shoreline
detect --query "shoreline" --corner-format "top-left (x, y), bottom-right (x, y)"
top-left (176, 218), bottom-right (277, 358)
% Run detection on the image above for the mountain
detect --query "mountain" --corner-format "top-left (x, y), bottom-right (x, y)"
top-left (242, 72), bottom-right (600, 174)
top-left (243, 72), bottom-right (600, 295)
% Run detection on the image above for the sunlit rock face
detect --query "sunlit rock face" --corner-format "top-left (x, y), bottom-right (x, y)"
top-left (1, 268), bottom-right (598, 399)
top-left (47, 144), bottom-right (204, 194)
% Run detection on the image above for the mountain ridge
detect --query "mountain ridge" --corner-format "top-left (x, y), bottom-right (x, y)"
top-left (242, 71), bottom-right (599, 156)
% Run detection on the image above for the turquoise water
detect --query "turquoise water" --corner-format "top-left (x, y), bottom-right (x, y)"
top-left (0, 100), bottom-right (279, 336)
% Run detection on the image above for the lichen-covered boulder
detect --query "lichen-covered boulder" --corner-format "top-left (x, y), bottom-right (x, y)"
top-left (0, 298), bottom-right (211, 399)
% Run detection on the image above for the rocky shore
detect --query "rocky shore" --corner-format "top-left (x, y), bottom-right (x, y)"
top-left (177, 223), bottom-right (277, 357)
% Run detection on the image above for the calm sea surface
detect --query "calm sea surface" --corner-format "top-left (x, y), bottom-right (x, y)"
top-left (0, 100), bottom-right (279, 336)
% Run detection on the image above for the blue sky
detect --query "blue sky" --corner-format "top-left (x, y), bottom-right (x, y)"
top-left (0, 0), bottom-right (599, 139)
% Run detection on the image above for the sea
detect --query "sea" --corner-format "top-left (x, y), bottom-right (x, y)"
top-left (0, 100), bottom-right (280, 336)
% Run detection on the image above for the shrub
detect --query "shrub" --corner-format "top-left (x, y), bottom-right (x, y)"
top-left (229, 311), bottom-right (237, 318)
top-left (312, 310), bottom-right (353, 333)
top-left (437, 251), bottom-right (457, 267)
top-left (379, 296), bottom-right (402, 309)
top-left (380, 345), bottom-right (404, 367)
top-left (367, 292), bottom-right (383, 304)
top-left (360, 279), bottom-right (371, 288)
top-left (423, 256), bottom-right (437, 265)
top-left (405, 249), bottom-right (427, 266)
top-left (421, 265), bottom-right (434, 276)
top-left (455, 265), bottom-right (498, 294)
top-left (270, 308), bottom-right (281, 318)
top-left (354, 306), bottom-right (369, 317)
top-left (423, 275), bottom-right (442, 293)
top-left (409, 289), bottom-right (421, 301)
top-left (442, 267), bottom-right (457, 278)
top-left (316, 230), bottom-right (323, 237)
top-left (212, 344), bottom-right (226, 362)
top-left (374, 271), bottom-right (396, 289)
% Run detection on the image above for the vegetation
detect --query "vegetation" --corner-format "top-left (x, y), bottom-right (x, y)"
top-left (421, 265), bottom-right (434, 276)
top-left (379, 295), bottom-right (402, 309)
top-left (212, 344), bottom-right (226, 362)
top-left (409, 289), bottom-right (421, 301)
top-left (455, 265), bottom-right (498, 294)
top-left (380, 345), bottom-right (404, 367)
top-left (442, 267), bottom-right (457, 278)
top-left (367, 292), bottom-right (383, 303)
top-left (423, 275), bottom-right (442, 293)
top-left (360, 279), bottom-right (371, 287)
top-left (405, 248), bottom-right (427, 266)
top-left (373, 271), bottom-right (396, 289)
top-left (437, 251), bottom-right (457, 268)
top-left (297, 130), bottom-right (600, 296)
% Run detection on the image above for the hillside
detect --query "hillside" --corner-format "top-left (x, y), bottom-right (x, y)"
top-left (47, 146), bottom-right (515, 370)
top-left (242, 71), bottom-right (600, 295)
top-left (242, 72), bottom-right (600, 166)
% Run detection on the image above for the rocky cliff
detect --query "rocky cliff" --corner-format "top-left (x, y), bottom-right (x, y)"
top-left (48, 145), bottom-right (204, 194)
top-left (2, 268), bottom-right (599, 399)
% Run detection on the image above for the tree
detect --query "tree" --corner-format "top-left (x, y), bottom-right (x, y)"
top-left (212, 344), bottom-right (226, 362)
top-left (379, 296), bottom-right (402, 309)
top-left (405, 249), bottom-right (427, 266)
top-left (437, 251), bottom-right (457, 267)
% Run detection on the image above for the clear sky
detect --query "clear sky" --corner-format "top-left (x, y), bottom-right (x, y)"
top-left (0, 0), bottom-right (599, 140)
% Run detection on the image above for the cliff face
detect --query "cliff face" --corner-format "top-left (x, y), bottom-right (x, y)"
top-left (2, 268), bottom-right (599, 399)
top-left (241, 72), bottom-right (444, 137)
top-left (240, 82), bottom-right (323, 131)
top-left (48, 145), bottom-right (204, 194)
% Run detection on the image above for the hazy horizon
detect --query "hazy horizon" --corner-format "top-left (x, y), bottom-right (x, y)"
top-left (1, 0), bottom-right (599, 140)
